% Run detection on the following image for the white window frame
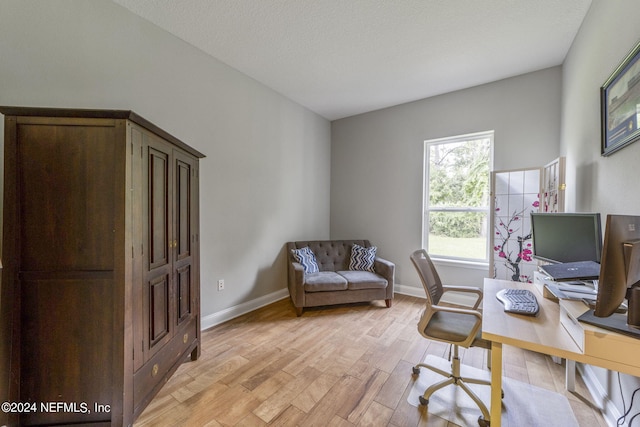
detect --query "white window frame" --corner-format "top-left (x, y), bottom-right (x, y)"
top-left (422, 131), bottom-right (494, 263)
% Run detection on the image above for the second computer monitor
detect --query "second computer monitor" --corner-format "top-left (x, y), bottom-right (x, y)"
top-left (530, 212), bottom-right (602, 264)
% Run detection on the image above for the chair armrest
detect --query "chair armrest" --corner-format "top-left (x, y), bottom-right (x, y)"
top-left (442, 285), bottom-right (483, 309)
top-left (432, 304), bottom-right (482, 319)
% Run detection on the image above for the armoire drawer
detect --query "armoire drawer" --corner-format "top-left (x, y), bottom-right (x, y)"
top-left (133, 319), bottom-right (198, 415)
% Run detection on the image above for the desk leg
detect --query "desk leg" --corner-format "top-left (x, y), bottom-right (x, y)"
top-left (490, 341), bottom-right (502, 427)
top-left (565, 359), bottom-right (576, 392)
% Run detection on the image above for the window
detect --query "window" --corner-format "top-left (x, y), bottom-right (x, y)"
top-left (423, 131), bottom-right (493, 262)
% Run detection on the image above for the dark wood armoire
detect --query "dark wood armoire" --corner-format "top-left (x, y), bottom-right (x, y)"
top-left (0, 107), bottom-right (204, 426)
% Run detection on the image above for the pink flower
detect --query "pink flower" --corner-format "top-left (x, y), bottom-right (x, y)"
top-left (532, 201), bottom-right (540, 207)
top-left (519, 249), bottom-right (533, 262)
top-left (499, 251), bottom-right (506, 258)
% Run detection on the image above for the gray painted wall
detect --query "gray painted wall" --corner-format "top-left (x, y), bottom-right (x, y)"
top-left (562, 0), bottom-right (640, 421)
top-left (563, 0), bottom-right (640, 217)
top-left (0, 0), bottom-right (332, 317)
top-left (331, 67), bottom-right (562, 289)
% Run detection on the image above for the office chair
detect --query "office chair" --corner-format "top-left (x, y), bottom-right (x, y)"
top-left (410, 249), bottom-right (494, 427)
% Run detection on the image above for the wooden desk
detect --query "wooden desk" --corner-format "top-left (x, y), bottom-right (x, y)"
top-left (482, 278), bottom-right (640, 427)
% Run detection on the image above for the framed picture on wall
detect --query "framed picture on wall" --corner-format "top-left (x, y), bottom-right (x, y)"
top-left (601, 40), bottom-right (640, 156)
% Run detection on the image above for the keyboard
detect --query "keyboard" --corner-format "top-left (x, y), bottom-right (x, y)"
top-left (496, 288), bottom-right (539, 316)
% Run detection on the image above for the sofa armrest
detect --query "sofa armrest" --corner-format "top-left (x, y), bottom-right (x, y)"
top-left (287, 260), bottom-right (306, 307)
top-left (374, 257), bottom-right (394, 278)
top-left (374, 257), bottom-right (395, 299)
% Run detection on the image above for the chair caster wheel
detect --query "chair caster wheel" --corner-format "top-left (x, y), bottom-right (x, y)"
top-left (412, 366), bottom-right (420, 375)
top-left (478, 415), bottom-right (490, 426)
top-left (418, 396), bottom-right (429, 406)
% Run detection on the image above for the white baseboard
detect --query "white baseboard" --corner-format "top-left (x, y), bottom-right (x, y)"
top-left (201, 284), bottom-right (425, 331)
top-left (395, 283), bottom-right (479, 307)
top-left (203, 285), bottom-right (418, 331)
top-left (200, 288), bottom-right (289, 331)
top-left (578, 364), bottom-right (620, 427)
top-left (394, 283), bottom-right (426, 299)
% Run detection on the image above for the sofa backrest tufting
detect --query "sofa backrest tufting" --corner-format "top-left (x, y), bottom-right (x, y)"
top-left (288, 240), bottom-right (372, 272)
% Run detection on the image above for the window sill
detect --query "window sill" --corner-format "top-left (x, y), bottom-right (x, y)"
top-left (430, 257), bottom-right (489, 271)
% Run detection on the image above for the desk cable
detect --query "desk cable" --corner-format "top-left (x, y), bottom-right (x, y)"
top-left (617, 372), bottom-right (640, 426)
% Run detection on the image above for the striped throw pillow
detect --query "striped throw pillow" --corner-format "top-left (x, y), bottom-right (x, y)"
top-left (291, 246), bottom-right (319, 274)
top-left (349, 244), bottom-right (376, 272)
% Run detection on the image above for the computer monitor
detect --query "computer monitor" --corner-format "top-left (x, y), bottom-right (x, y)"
top-left (530, 212), bottom-right (602, 264)
top-left (594, 215), bottom-right (640, 325)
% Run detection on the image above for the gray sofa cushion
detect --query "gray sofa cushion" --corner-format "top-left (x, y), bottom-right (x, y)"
top-left (338, 270), bottom-right (388, 290)
top-left (304, 271), bottom-right (348, 292)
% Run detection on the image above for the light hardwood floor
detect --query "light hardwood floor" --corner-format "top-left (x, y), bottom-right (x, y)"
top-left (134, 294), bottom-right (608, 426)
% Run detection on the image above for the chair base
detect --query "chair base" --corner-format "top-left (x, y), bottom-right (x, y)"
top-left (413, 346), bottom-right (492, 426)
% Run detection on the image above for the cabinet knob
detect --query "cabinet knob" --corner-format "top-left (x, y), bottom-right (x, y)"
top-left (183, 333), bottom-right (189, 344)
top-left (152, 364), bottom-right (159, 377)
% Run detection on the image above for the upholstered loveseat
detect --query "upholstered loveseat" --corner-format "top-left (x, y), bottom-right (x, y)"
top-left (286, 240), bottom-right (395, 316)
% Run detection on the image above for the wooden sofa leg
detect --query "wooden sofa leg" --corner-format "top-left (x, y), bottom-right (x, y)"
top-left (385, 299), bottom-right (392, 308)
top-left (296, 307), bottom-right (303, 317)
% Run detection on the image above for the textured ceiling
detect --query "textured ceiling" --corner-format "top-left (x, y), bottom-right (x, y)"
top-left (111, 0), bottom-right (592, 120)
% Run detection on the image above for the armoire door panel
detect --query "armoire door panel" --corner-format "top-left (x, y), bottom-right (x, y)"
top-left (20, 277), bottom-right (114, 426)
top-left (149, 274), bottom-right (170, 346)
top-left (148, 146), bottom-right (170, 271)
top-left (175, 157), bottom-right (191, 261)
top-left (17, 122), bottom-right (117, 271)
top-left (176, 265), bottom-right (191, 323)
top-left (173, 151), bottom-right (197, 330)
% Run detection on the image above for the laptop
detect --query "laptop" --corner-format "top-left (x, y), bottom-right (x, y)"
top-left (539, 260), bottom-right (601, 281)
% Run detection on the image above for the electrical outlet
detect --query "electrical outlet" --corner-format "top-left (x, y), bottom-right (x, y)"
top-left (217, 279), bottom-right (225, 291)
